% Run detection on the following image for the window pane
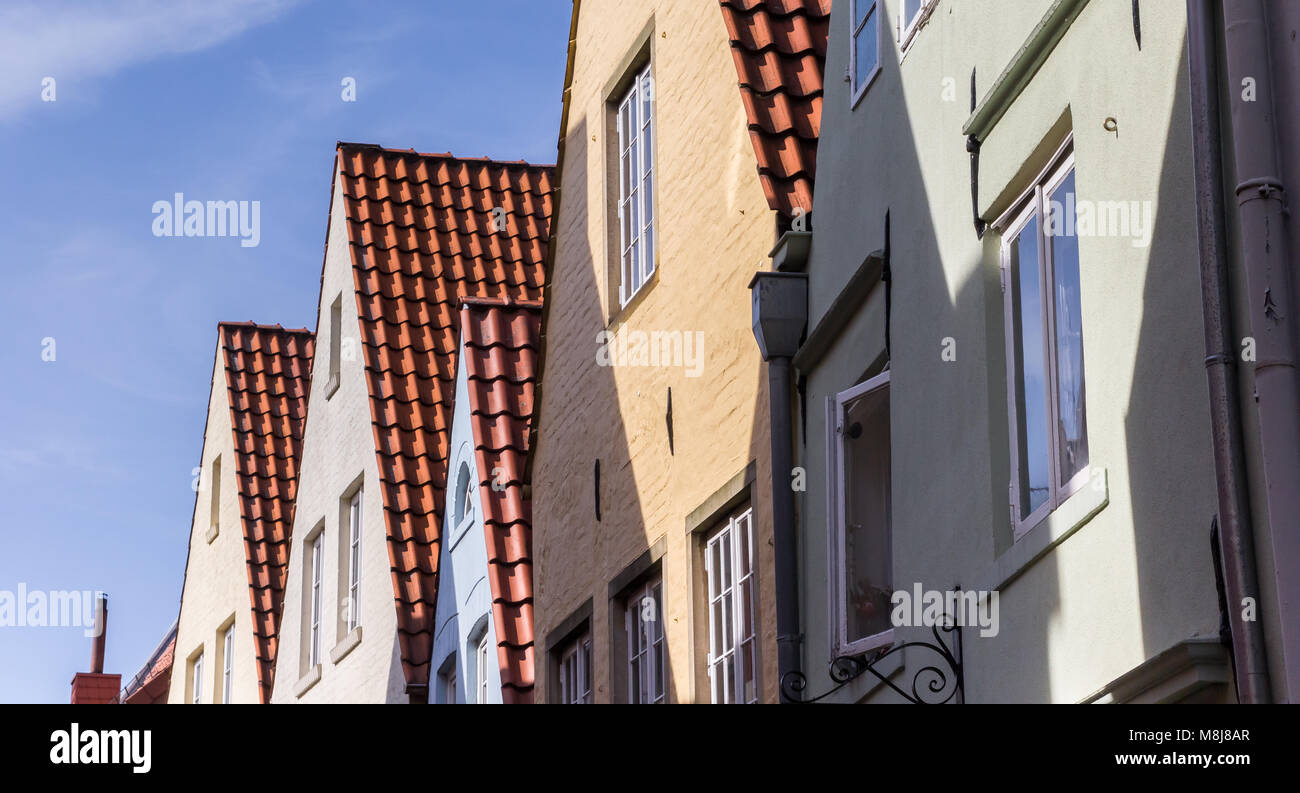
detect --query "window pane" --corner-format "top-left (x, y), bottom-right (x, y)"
top-left (902, 0), bottom-right (921, 29)
top-left (854, 0), bottom-right (871, 28)
top-left (1049, 171), bottom-right (1089, 485)
top-left (854, 8), bottom-right (877, 87)
top-left (843, 384), bottom-right (891, 643)
top-left (1010, 215), bottom-right (1051, 517)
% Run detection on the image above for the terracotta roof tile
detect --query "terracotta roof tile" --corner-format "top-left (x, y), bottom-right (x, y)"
top-left (460, 299), bottom-right (540, 704)
top-left (719, 0), bottom-right (829, 222)
top-left (336, 143), bottom-right (553, 691)
top-left (219, 322), bottom-right (315, 704)
top-left (122, 632), bottom-right (175, 705)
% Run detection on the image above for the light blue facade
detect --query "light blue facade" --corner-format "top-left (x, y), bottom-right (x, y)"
top-left (430, 348), bottom-right (504, 704)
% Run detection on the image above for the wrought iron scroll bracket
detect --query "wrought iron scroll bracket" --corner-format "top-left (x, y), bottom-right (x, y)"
top-left (781, 620), bottom-right (964, 704)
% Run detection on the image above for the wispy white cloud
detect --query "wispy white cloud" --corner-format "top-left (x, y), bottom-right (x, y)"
top-left (0, 0), bottom-right (302, 121)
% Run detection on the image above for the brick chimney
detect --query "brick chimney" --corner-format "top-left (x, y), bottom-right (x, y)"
top-left (70, 594), bottom-right (121, 704)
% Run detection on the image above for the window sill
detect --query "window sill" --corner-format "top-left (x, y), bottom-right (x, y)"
top-left (293, 664), bottom-right (321, 698)
top-left (324, 374), bottom-right (340, 400)
top-left (205, 524), bottom-right (219, 544)
top-left (978, 467), bottom-right (1109, 592)
top-left (330, 626), bottom-right (362, 665)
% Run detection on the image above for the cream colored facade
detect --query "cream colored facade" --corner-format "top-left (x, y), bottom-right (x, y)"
top-left (531, 0), bottom-right (782, 703)
top-left (169, 339), bottom-right (261, 704)
top-left (269, 163), bottom-right (407, 703)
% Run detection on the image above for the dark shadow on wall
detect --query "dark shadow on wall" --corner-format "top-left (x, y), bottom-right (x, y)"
top-left (530, 114), bottom-right (649, 704)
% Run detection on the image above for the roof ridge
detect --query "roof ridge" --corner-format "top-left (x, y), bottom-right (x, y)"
top-left (337, 141), bottom-right (557, 170)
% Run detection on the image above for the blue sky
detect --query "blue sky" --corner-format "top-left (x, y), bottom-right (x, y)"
top-left (0, 0), bottom-right (570, 703)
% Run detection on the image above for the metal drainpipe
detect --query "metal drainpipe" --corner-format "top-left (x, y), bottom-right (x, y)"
top-left (1186, 0), bottom-right (1271, 703)
top-left (768, 356), bottom-right (802, 701)
top-left (1221, 0), bottom-right (1300, 701)
top-left (748, 268), bottom-right (808, 702)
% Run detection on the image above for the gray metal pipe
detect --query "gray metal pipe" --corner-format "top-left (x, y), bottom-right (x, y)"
top-left (767, 356), bottom-right (803, 701)
top-left (1221, 0), bottom-right (1300, 701)
top-left (1186, 0), bottom-right (1271, 703)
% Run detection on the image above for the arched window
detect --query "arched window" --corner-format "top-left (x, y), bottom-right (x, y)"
top-left (453, 461), bottom-right (474, 527)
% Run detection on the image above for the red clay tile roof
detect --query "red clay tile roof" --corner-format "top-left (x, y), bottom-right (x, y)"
top-left (219, 322), bottom-right (315, 704)
top-left (122, 632), bottom-right (175, 705)
top-left (459, 299), bottom-right (540, 704)
top-left (719, 0), bottom-right (829, 222)
top-left (335, 143), bottom-right (553, 693)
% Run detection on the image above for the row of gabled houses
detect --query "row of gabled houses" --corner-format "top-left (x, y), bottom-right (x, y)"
top-left (83, 0), bottom-right (1300, 704)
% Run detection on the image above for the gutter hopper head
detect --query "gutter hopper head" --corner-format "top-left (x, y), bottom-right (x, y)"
top-left (748, 271), bottom-right (808, 361)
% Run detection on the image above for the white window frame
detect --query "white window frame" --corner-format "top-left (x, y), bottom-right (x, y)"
top-left (558, 633), bottom-right (593, 704)
top-left (221, 626), bottom-right (233, 704)
top-left (827, 369), bottom-right (894, 658)
top-left (705, 508), bottom-right (759, 704)
top-left (191, 652), bottom-right (203, 704)
top-left (625, 575), bottom-right (665, 704)
top-left (898, 0), bottom-right (937, 53)
top-left (346, 489), bottom-right (363, 632)
top-left (616, 62), bottom-right (656, 306)
top-left (439, 658), bottom-right (458, 704)
top-left (995, 139), bottom-right (1089, 540)
top-left (475, 631), bottom-right (491, 704)
top-left (308, 533), bottom-right (323, 668)
top-left (849, 0), bottom-right (882, 107)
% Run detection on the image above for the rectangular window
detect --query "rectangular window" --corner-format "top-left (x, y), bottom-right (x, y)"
top-left (309, 533), bottom-right (323, 668)
top-left (476, 633), bottom-right (490, 704)
top-left (830, 370), bottom-right (893, 656)
top-left (208, 455), bottom-right (221, 540)
top-left (706, 508), bottom-right (758, 704)
top-left (624, 575), bottom-right (665, 704)
top-left (221, 625), bottom-right (233, 704)
top-left (617, 62), bottom-right (656, 305)
top-left (328, 293), bottom-right (342, 391)
top-left (999, 143), bottom-right (1089, 537)
top-left (849, 0), bottom-right (880, 104)
top-left (557, 633), bottom-right (593, 704)
top-left (346, 489), bottom-right (362, 632)
top-left (898, 0), bottom-right (935, 50)
top-left (191, 652), bottom-right (203, 704)
top-left (438, 658), bottom-right (457, 704)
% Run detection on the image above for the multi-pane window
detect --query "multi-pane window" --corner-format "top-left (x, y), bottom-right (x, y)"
top-left (558, 633), bottom-right (593, 704)
top-left (221, 626), bottom-right (233, 704)
top-left (346, 490), bottom-right (363, 632)
top-left (999, 144), bottom-right (1089, 537)
top-left (475, 632), bottom-right (491, 704)
top-left (830, 370), bottom-right (892, 656)
top-left (849, 0), bottom-right (879, 103)
top-left (706, 508), bottom-right (758, 704)
top-left (191, 652), bottom-right (203, 704)
top-left (625, 576), bottom-right (665, 703)
top-left (308, 534), bottom-right (323, 667)
top-left (617, 63), bottom-right (656, 304)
